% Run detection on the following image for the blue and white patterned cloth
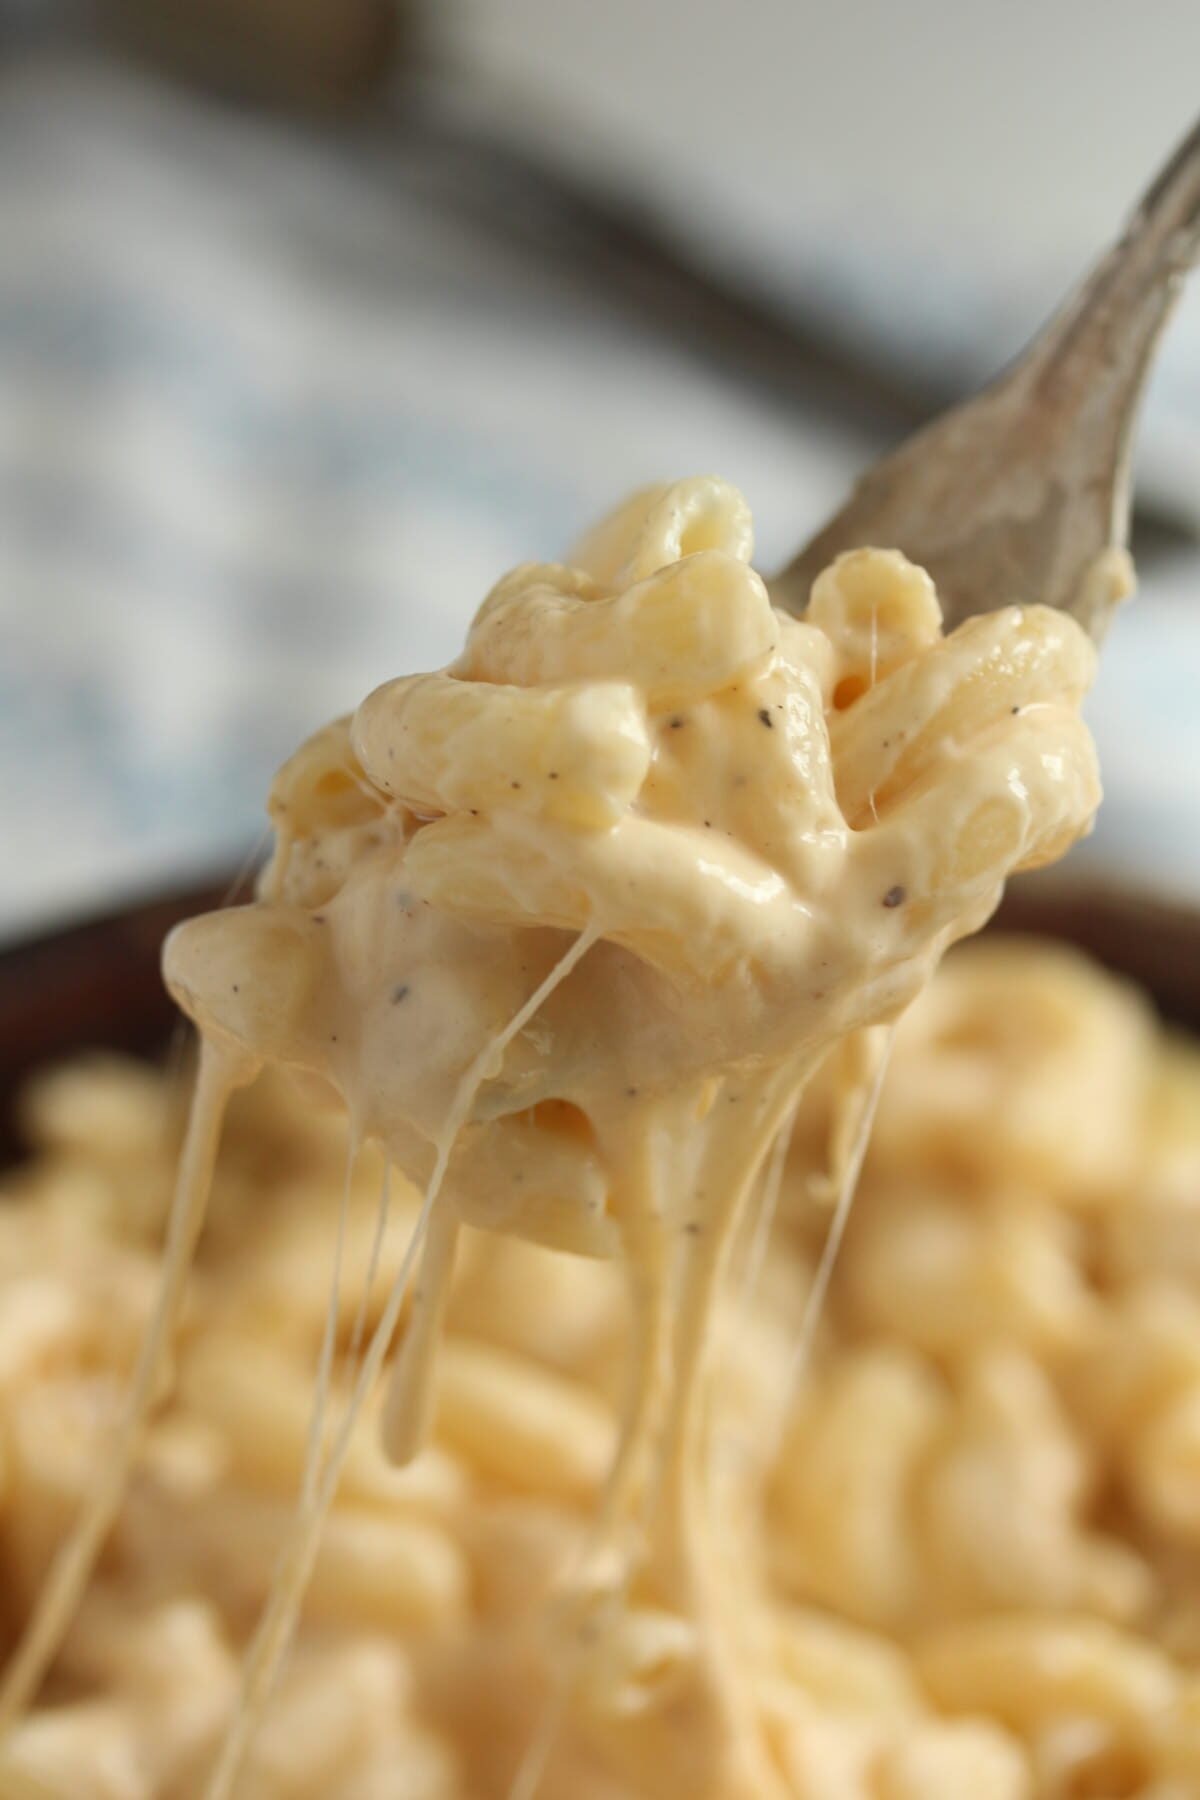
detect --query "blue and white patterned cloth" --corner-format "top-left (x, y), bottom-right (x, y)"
top-left (1, 47), bottom-right (1197, 941)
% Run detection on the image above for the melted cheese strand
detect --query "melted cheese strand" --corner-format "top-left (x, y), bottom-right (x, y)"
top-left (299, 1137), bottom-right (357, 1510)
top-left (656, 1069), bottom-right (801, 1569)
top-left (347, 1162), bottom-right (390, 1364)
top-left (382, 1205), bottom-right (461, 1464)
top-left (205, 925), bottom-right (599, 1800)
top-left (513, 1077), bottom-right (803, 1800)
top-left (221, 824), bottom-right (273, 910)
top-left (655, 1072), bottom-right (803, 1800)
top-left (596, 1106), bottom-right (684, 1538)
top-left (782, 1025), bottom-right (895, 1416)
top-left (737, 1099), bottom-right (799, 1319)
top-left (0, 1039), bottom-right (250, 1732)
top-left (83, 479), bottom-right (1098, 1796)
top-left (506, 1125), bottom-right (675, 1800)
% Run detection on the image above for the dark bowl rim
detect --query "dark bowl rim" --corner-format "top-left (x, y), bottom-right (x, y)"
top-left (2, 870), bottom-right (1198, 1165)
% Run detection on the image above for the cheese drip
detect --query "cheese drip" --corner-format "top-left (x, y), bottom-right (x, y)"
top-left (0, 475), bottom-right (1103, 1796)
top-left (0, 1040), bottom-right (254, 1731)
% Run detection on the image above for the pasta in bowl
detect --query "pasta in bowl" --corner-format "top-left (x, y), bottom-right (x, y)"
top-left (5, 939), bottom-right (1200, 1797)
top-left (0, 476), bottom-right (1158, 1800)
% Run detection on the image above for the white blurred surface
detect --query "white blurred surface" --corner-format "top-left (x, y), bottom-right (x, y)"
top-left (0, 22), bottom-right (1197, 940)
top-left (450, 0), bottom-right (1200, 518)
top-left (0, 49), bottom-right (871, 936)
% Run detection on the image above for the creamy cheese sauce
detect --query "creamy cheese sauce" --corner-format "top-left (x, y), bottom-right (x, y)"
top-left (0, 477), bottom-right (1102, 1796)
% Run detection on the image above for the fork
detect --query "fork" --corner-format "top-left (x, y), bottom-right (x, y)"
top-left (772, 116), bottom-right (1200, 641)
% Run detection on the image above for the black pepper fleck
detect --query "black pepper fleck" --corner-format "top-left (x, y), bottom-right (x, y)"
top-left (626, 1086), bottom-right (639, 1097)
top-left (313, 914), bottom-right (327, 924)
top-left (391, 984), bottom-right (410, 1004)
top-left (549, 771), bottom-right (559, 780)
top-left (511, 781), bottom-right (521, 790)
top-left (231, 983), bottom-right (239, 993)
top-left (669, 716), bottom-right (686, 729)
top-left (758, 708), bottom-right (773, 728)
top-left (1011, 705), bottom-right (1020, 714)
top-left (684, 1221), bottom-right (703, 1236)
top-left (882, 885), bottom-right (907, 908)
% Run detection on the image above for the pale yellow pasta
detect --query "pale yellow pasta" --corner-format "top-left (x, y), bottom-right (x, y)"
top-left (4, 474), bottom-right (1182, 1800)
top-left (841, 1185), bottom-right (1098, 1357)
top-left (352, 674), bottom-right (651, 830)
top-left (461, 554), bottom-right (777, 702)
top-left (267, 717), bottom-right (382, 841)
top-left (916, 1349), bottom-right (1150, 1624)
top-left (577, 1610), bottom-right (699, 1719)
top-left (15, 1057), bottom-right (169, 1167)
top-left (176, 1334), bottom-right (465, 1514)
top-left (874, 1722), bottom-right (1032, 1800)
top-left (565, 478), bottom-right (753, 588)
top-left (403, 809), bottom-right (802, 981)
top-left (1131, 1385), bottom-right (1200, 1543)
top-left (916, 1615), bottom-right (1179, 1737)
top-left (827, 603), bottom-right (1096, 825)
top-left (767, 1609), bottom-right (922, 1720)
top-left (1, 1702), bottom-right (144, 1800)
top-left (806, 547), bottom-right (942, 693)
top-left (433, 1337), bottom-right (615, 1499)
top-left (772, 1347), bottom-right (946, 1629)
top-left (235, 1643), bottom-right (407, 1797)
top-left (871, 938), bottom-right (1155, 1202)
top-left (4, 933), bottom-right (1200, 1797)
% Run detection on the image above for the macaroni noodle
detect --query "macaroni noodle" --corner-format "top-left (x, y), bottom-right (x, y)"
top-left (0, 477), bottom-right (1138, 1799)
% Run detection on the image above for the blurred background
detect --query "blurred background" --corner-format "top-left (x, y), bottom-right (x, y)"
top-left (1, 0), bottom-right (1198, 942)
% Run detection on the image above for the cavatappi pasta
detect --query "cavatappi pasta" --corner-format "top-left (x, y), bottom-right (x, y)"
top-left (5, 944), bottom-right (1200, 1798)
top-left (0, 477), bottom-right (1129, 1797)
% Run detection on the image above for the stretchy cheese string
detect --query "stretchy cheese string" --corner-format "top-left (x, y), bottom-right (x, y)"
top-left (299, 1137), bottom-right (358, 1511)
top-left (780, 1026), bottom-right (895, 1431)
top-left (205, 924), bottom-right (599, 1800)
top-left (383, 1204), bottom-right (463, 1465)
top-left (510, 1068), bottom-right (802, 1800)
top-left (506, 1115), bottom-right (675, 1800)
top-left (348, 1162), bottom-right (391, 1365)
top-left (737, 1100), bottom-right (800, 1320)
top-left (0, 1038), bottom-right (251, 1733)
top-left (649, 1071), bottom-right (802, 1800)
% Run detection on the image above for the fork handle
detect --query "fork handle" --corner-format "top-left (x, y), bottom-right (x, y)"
top-left (1024, 114), bottom-right (1200, 545)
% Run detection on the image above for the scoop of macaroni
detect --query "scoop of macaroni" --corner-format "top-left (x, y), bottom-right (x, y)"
top-left (168, 475), bottom-right (1097, 1240)
top-left (0, 477), bottom-right (1103, 1799)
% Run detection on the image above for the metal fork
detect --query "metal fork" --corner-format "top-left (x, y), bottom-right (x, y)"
top-left (773, 116), bottom-right (1200, 641)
